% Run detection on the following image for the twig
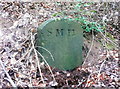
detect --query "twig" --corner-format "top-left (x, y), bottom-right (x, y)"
top-left (97, 58), bottom-right (106, 82)
top-left (100, 31), bottom-right (118, 47)
top-left (15, 44), bottom-right (33, 64)
top-left (36, 50), bottom-right (56, 82)
top-left (83, 30), bottom-right (94, 65)
top-left (30, 32), bottom-right (44, 83)
top-left (0, 57), bottom-right (17, 88)
top-left (35, 46), bottom-right (55, 61)
top-left (97, 30), bottom-right (109, 82)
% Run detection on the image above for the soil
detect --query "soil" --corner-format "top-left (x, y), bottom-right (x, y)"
top-left (0, 2), bottom-right (119, 88)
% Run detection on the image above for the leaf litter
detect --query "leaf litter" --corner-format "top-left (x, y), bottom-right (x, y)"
top-left (0, 2), bottom-right (119, 88)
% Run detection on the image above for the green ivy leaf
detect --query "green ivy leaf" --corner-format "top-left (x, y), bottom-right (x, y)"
top-left (52, 12), bottom-right (62, 17)
top-left (90, 10), bottom-right (97, 13)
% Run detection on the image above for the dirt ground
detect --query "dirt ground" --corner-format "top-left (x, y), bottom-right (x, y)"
top-left (0, 2), bottom-right (119, 88)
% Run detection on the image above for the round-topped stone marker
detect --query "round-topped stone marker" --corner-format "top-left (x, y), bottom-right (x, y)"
top-left (37, 18), bottom-right (83, 70)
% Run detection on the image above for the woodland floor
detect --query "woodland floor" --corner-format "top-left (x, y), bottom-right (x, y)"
top-left (0, 2), bottom-right (119, 88)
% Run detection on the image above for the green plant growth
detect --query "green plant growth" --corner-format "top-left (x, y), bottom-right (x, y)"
top-left (36, 2), bottom-right (117, 71)
top-left (53, 2), bottom-right (104, 32)
top-left (67, 17), bottom-right (103, 32)
top-left (53, 2), bottom-right (117, 50)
